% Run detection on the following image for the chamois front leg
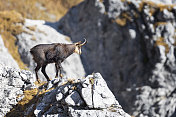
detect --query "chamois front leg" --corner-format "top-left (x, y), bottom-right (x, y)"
top-left (41, 64), bottom-right (51, 81)
top-left (35, 64), bottom-right (42, 83)
top-left (55, 62), bottom-right (63, 78)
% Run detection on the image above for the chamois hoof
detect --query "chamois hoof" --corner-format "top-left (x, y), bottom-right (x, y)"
top-left (47, 78), bottom-right (51, 82)
top-left (59, 74), bottom-right (63, 78)
top-left (37, 79), bottom-right (41, 84)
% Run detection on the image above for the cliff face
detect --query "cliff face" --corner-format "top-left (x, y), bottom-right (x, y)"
top-left (57, 0), bottom-right (176, 116)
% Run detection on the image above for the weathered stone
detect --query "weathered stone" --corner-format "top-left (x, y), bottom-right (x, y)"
top-left (93, 73), bottom-right (119, 108)
top-left (0, 64), bottom-right (35, 116)
top-left (33, 72), bottom-right (129, 117)
top-left (68, 107), bottom-right (130, 117)
top-left (65, 91), bottom-right (84, 106)
top-left (56, 92), bottom-right (64, 101)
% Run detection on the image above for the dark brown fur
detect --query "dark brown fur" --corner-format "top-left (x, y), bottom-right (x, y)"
top-left (30, 43), bottom-right (76, 82)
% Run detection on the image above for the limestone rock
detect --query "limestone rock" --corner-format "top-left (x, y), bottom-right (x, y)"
top-left (65, 91), bottom-right (84, 106)
top-left (0, 36), bottom-right (19, 68)
top-left (33, 73), bottom-right (129, 117)
top-left (0, 64), bottom-right (35, 116)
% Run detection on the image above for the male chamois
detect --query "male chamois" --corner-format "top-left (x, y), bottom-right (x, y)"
top-left (30, 39), bottom-right (87, 82)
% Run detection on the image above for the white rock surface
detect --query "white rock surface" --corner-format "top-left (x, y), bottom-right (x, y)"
top-left (32, 73), bottom-right (130, 117)
top-left (65, 91), bottom-right (84, 106)
top-left (0, 36), bottom-right (19, 68)
top-left (0, 64), bottom-right (35, 116)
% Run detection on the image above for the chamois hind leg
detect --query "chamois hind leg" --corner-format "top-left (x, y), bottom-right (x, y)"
top-left (35, 64), bottom-right (41, 83)
top-left (55, 63), bottom-right (63, 78)
top-left (41, 64), bottom-right (50, 81)
top-left (55, 63), bottom-right (59, 78)
top-left (59, 65), bottom-right (63, 78)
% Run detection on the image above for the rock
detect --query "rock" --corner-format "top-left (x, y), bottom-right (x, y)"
top-left (80, 73), bottom-right (119, 109)
top-left (0, 64), bottom-right (35, 116)
top-left (33, 73), bottom-right (129, 117)
top-left (57, 0), bottom-right (176, 116)
top-left (93, 73), bottom-right (119, 108)
top-left (16, 19), bottom-right (85, 81)
top-left (0, 36), bottom-right (19, 68)
top-left (65, 91), bottom-right (85, 106)
top-left (56, 92), bottom-right (64, 101)
top-left (81, 86), bottom-right (93, 108)
top-left (68, 107), bottom-right (131, 117)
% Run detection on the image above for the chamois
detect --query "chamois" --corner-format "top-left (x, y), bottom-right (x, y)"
top-left (30, 39), bottom-right (87, 82)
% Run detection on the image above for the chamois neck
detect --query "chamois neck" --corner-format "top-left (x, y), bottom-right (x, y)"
top-left (65, 44), bottom-right (76, 57)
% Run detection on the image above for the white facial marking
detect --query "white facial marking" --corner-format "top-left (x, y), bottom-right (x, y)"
top-left (75, 46), bottom-right (81, 55)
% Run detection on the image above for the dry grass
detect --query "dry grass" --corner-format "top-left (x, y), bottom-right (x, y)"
top-left (114, 12), bottom-right (132, 26)
top-left (115, 18), bottom-right (127, 26)
top-left (154, 22), bottom-right (168, 27)
top-left (0, 0), bottom-right (83, 21)
top-left (138, 0), bottom-right (176, 12)
top-left (155, 37), bottom-right (169, 54)
top-left (89, 77), bottom-right (95, 85)
top-left (0, 11), bottom-right (27, 69)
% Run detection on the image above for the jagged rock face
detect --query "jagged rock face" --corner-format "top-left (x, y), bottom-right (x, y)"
top-left (57, 0), bottom-right (176, 116)
top-left (0, 64), bottom-right (35, 116)
top-left (33, 73), bottom-right (130, 117)
top-left (0, 36), bottom-right (19, 68)
top-left (16, 19), bottom-right (85, 81)
top-left (0, 64), bottom-right (129, 116)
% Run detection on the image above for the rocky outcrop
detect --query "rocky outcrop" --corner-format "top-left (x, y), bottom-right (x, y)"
top-left (0, 64), bottom-right (129, 117)
top-left (33, 73), bottom-right (130, 117)
top-left (57, 0), bottom-right (176, 116)
top-left (0, 64), bottom-right (35, 116)
top-left (16, 19), bottom-right (85, 81)
top-left (0, 36), bottom-right (19, 68)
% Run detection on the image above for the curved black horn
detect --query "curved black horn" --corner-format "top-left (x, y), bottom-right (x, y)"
top-left (80, 38), bottom-right (87, 46)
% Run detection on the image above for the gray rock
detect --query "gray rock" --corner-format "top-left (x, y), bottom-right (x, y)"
top-left (57, 0), bottom-right (176, 116)
top-left (68, 107), bottom-right (130, 117)
top-left (92, 73), bottom-right (119, 108)
top-left (33, 73), bottom-right (129, 117)
top-left (56, 92), bottom-right (64, 101)
top-left (65, 91), bottom-right (84, 106)
top-left (0, 64), bottom-right (35, 116)
top-left (0, 36), bottom-right (19, 68)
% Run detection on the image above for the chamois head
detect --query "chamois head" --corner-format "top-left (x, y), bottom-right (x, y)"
top-left (74, 38), bottom-right (87, 55)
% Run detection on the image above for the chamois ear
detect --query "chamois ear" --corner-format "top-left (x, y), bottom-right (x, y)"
top-left (75, 41), bottom-right (82, 45)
